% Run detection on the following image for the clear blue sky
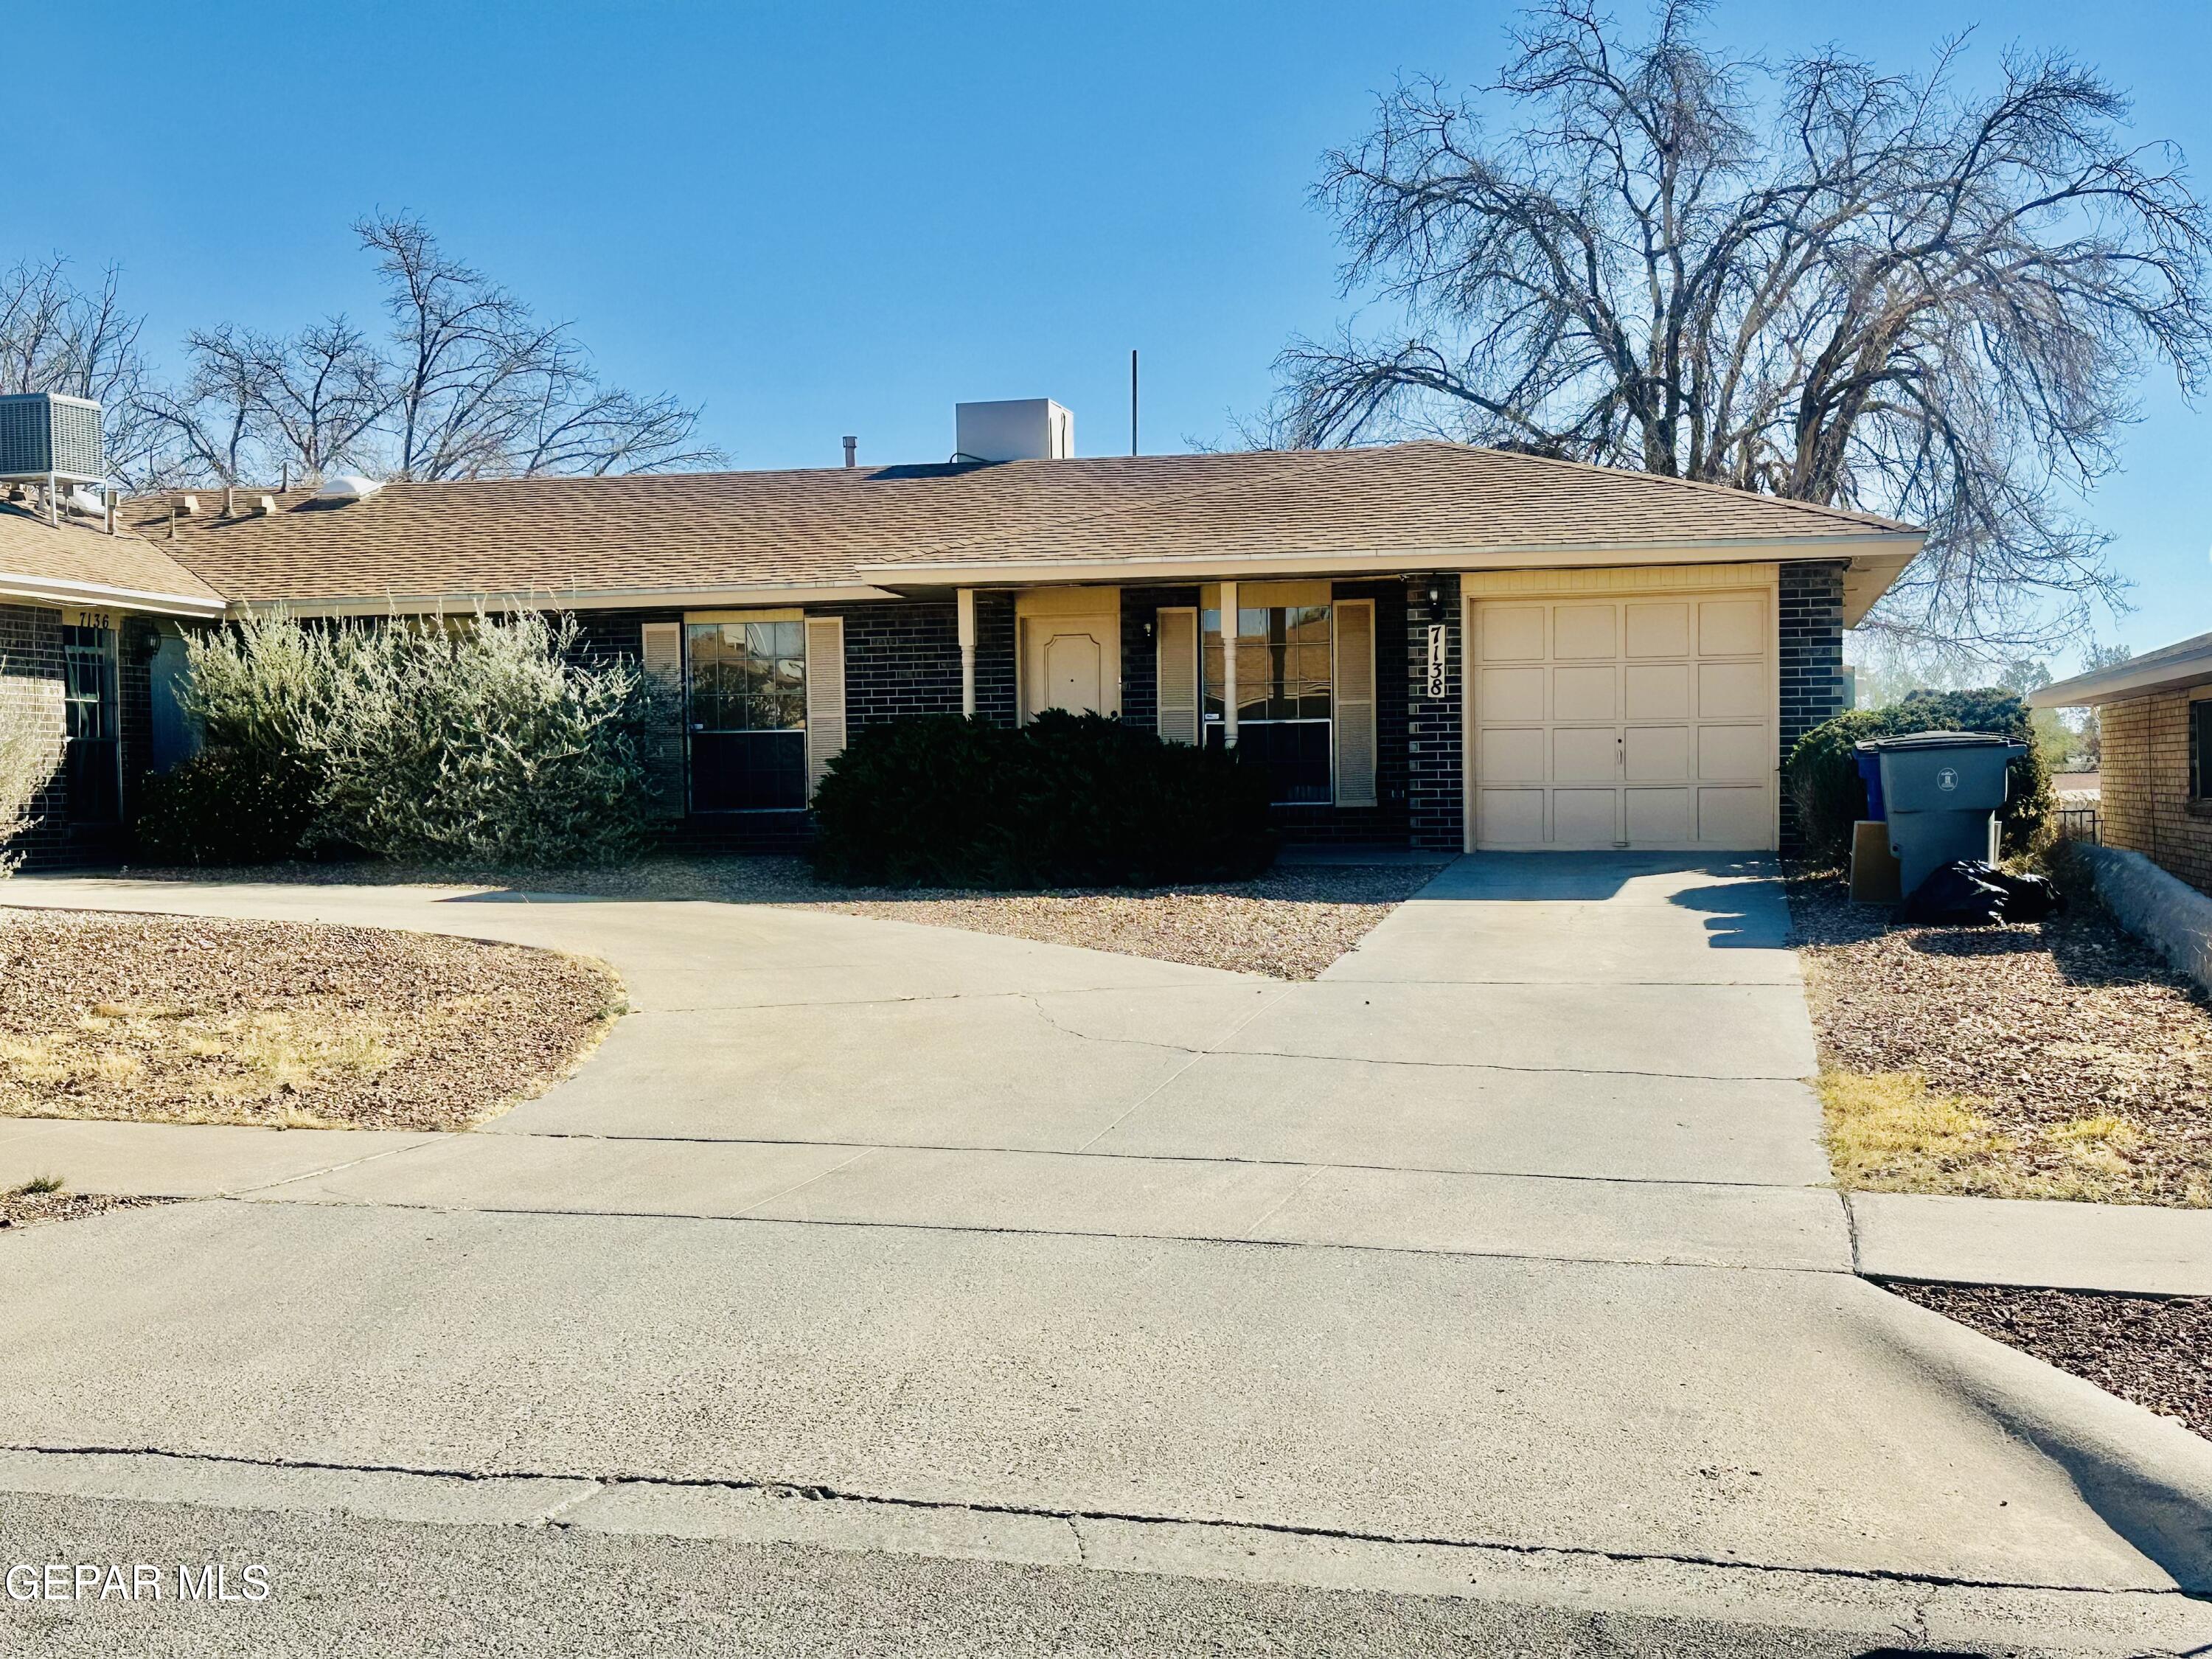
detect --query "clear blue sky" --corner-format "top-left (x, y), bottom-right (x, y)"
top-left (16, 1), bottom-right (2208, 671)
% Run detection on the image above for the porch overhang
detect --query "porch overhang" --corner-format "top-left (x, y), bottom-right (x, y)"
top-left (860, 532), bottom-right (1921, 617)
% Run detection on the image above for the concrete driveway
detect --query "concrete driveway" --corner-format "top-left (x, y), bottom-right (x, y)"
top-left (2, 856), bottom-right (2208, 1654)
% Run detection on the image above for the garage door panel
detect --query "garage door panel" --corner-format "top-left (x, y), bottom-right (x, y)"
top-left (1624, 725), bottom-right (1690, 782)
top-left (1551, 665), bottom-right (1615, 721)
top-left (1697, 723), bottom-right (1767, 783)
top-left (1624, 663), bottom-right (1689, 720)
top-left (1699, 598), bottom-right (1764, 657)
top-left (1479, 666), bottom-right (1545, 722)
top-left (1478, 789), bottom-right (1546, 844)
top-left (1624, 602), bottom-right (1691, 658)
top-left (1625, 788), bottom-right (1691, 843)
top-left (1553, 605), bottom-right (1618, 660)
top-left (1699, 786), bottom-right (1767, 846)
top-left (1698, 661), bottom-right (1764, 720)
top-left (1552, 726), bottom-right (1618, 782)
top-left (1482, 605), bottom-right (1546, 661)
top-left (1552, 790), bottom-right (1618, 845)
top-left (1481, 727), bottom-right (1546, 782)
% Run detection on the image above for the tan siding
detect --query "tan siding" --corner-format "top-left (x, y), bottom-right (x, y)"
top-left (2098, 687), bottom-right (2212, 895)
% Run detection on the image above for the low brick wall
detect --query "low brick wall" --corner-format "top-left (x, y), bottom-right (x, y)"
top-left (2098, 686), bottom-right (2212, 896)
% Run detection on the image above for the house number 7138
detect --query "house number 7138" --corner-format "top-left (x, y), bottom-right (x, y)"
top-left (1425, 623), bottom-right (1447, 700)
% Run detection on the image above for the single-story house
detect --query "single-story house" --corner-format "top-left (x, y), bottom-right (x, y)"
top-left (2032, 632), bottom-right (2212, 896)
top-left (1, 397), bottom-right (1921, 866)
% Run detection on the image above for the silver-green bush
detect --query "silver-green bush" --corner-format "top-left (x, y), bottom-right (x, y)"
top-left (169, 610), bottom-right (665, 867)
top-left (0, 664), bottom-right (63, 874)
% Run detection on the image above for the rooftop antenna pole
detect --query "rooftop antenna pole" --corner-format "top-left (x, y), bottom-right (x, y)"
top-left (1130, 349), bottom-right (1138, 456)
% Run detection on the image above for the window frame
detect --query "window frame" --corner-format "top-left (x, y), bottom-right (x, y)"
top-left (683, 616), bottom-right (810, 814)
top-left (60, 623), bottom-right (122, 826)
top-left (1200, 602), bottom-right (1335, 805)
top-left (2191, 695), bottom-right (2212, 804)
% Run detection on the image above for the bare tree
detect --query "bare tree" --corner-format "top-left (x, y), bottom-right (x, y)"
top-left (1267, 0), bottom-right (2212, 654)
top-left (208, 318), bottom-right (389, 484)
top-left (0, 256), bottom-right (167, 487)
top-left (355, 212), bottom-right (722, 479)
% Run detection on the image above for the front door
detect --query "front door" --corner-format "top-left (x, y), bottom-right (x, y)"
top-left (1020, 612), bottom-right (1119, 720)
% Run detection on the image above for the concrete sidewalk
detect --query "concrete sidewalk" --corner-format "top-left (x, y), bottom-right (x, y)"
top-left (1851, 1189), bottom-right (2212, 1295)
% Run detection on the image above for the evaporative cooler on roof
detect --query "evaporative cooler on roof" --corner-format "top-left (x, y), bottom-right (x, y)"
top-left (0, 392), bottom-right (106, 483)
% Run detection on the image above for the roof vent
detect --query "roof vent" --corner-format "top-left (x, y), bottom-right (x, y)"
top-left (954, 399), bottom-right (1074, 463)
top-left (315, 473), bottom-right (384, 503)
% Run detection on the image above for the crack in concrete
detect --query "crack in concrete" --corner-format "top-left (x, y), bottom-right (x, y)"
top-left (195, 1194), bottom-right (1854, 1276)
top-left (0, 1439), bottom-right (2188, 1604)
top-left (462, 1130), bottom-right (1824, 1192)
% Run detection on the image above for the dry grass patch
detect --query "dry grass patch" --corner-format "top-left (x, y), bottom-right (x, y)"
top-left (0, 910), bottom-right (623, 1131)
top-left (130, 854), bottom-right (1444, 981)
top-left (1791, 872), bottom-right (2212, 1207)
top-left (1818, 1070), bottom-right (2171, 1202)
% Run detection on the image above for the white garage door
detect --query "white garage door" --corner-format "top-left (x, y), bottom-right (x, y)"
top-left (1470, 591), bottom-right (1774, 851)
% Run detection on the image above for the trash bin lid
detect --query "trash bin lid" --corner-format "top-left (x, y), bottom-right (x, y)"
top-left (1852, 730), bottom-right (2025, 754)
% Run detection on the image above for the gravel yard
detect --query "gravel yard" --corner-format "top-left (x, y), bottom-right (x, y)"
top-left (1788, 869), bottom-right (2212, 1207)
top-left (0, 910), bottom-right (623, 1131)
top-left (1885, 1281), bottom-right (2212, 1441)
top-left (127, 855), bottom-right (1444, 981)
top-left (0, 1179), bottom-right (172, 1233)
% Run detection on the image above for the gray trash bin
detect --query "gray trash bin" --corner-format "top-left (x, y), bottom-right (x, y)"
top-left (1854, 731), bottom-right (2027, 895)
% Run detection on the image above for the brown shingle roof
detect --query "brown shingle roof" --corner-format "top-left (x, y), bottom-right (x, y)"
top-left (120, 442), bottom-right (1916, 608)
top-left (0, 501), bottom-right (224, 608)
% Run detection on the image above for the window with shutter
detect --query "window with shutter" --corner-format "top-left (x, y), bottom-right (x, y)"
top-left (1333, 599), bottom-right (1377, 806)
top-left (1155, 608), bottom-right (1199, 744)
top-left (804, 615), bottom-right (847, 798)
top-left (639, 621), bottom-right (685, 820)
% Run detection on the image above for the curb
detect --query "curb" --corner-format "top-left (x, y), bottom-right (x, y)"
top-left (1860, 1286), bottom-right (2212, 1594)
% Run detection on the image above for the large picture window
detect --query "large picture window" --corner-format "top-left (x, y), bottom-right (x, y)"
top-left (1202, 603), bottom-right (1332, 804)
top-left (686, 619), bottom-right (807, 811)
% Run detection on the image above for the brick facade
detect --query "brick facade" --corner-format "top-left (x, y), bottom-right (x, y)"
top-left (1778, 560), bottom-right (1848, 855)
top-left (0, 603), bottom-right (69, 867)
top-left (2098, 685), bottom-right (2212, 896)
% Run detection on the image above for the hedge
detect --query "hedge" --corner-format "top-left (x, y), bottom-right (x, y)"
top-left (811, 711), bottom-right (1276, 887)
top-left (1784, 688), bottom-right (2053, 866)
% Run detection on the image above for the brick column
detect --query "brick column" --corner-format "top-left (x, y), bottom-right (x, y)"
top-left (1405, 574), bottom-right (1464, 852)
top-left (1778, 560), bottom-right (1848, 855)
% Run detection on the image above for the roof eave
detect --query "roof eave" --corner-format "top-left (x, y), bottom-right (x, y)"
top-left (2031, 639), bottom-right (2212, 707)
top-left (859, 532), bottom-right (1923, 595)
top-left (234, 581), bottom-right (902, 618)
top-left (0, 570), bottom-right (226, 617)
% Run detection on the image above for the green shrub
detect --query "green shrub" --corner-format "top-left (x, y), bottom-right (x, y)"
top-left (142, 608), bottom-right (666, 868)
top-left (1785, 688), bottom-right (2054, 866)
top-left (133, 745), bottom-right (321, 866)
top-left (812, 710), bottom-right (1276, 887)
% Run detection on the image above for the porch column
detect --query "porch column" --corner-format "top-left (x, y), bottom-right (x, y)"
top-left (1220, 580), bottom-right (1239, 748)
top-left (956, 588), bottom-right (978, 717)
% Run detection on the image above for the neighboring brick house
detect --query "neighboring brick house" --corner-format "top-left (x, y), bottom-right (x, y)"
top-left (1, 399), bottom-right (1922, 867)
top-left (2033, 633), bottom-right (2212, 896)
